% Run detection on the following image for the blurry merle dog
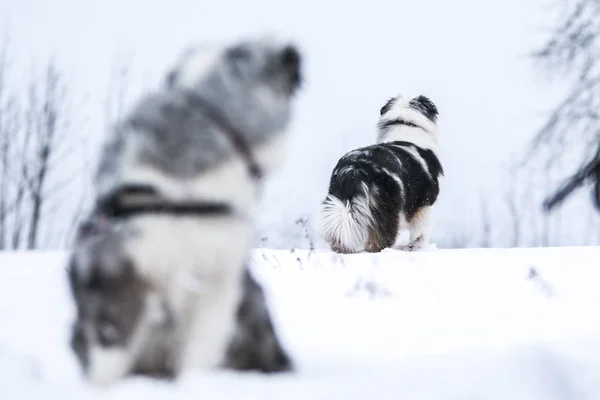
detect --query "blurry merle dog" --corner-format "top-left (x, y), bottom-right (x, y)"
top-left (67, 37), bottom-right (302, 385)
top-left (319, 94), bottom-right (443, 254)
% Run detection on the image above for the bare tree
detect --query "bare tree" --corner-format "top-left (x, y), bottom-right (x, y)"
top-left (24, 63), bottom-right (68, 248)
top-left (0, 37), bottom-right (28, 250)
top-left (0, 36), bottom-right (9, 249)
top-left (504, 164), bottom-right (523, 248)
top-left (543, 145), bottom-right (600, 212)
top-left (525, 0), bottom-right (600, 214)
top-left (0, 34), bottom-right (88, 250)
top-left (34, 61), bottom-right (93, 250)
top-left (479, 196), bottom-right (492, 248)
top-left (61, 56), bottom-right (136, 248)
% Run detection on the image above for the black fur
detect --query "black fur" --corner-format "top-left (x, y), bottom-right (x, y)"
top-left (379, 95), bottom-right (438, 123)
top-left (409, 95), bottom-right (438, 122)
top-left (379, 97), bottom-right (396, 116)
top-left (223, 269), bottom-right (293, 373)
top-left (326, 141), bottom-right (443, 250)
top-left (378, 118), bottom-right (419, 131)
top-left (279, 45), bottom-right (302, 90)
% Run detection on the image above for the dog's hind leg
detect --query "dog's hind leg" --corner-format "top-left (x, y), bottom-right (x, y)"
top-left (223, 268), bottom-right (293, 373)
top-left (365, 207), bottom-right (399, 253)
top-left (365, 226), bottom-right (394, 253)
top-left (400, 206), bottom-right (433, 251)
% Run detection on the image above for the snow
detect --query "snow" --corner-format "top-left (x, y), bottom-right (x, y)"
top-left (1, 246), bottom-right (600, 399)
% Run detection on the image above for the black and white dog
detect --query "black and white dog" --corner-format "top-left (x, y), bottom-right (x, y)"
top-left (67, 37), bottom-right (302, 385)
top-left (319, 94), bottom-right (443, 254)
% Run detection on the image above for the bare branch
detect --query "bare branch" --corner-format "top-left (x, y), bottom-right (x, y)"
top-left (526, 0), bottom-right (600, 214)
top-left (504, 166), bottom-right (522, 248)
top-left (543, 144), bottom-right (600, 211)
top-left (0, 37), bottom-right (8, 249)
top-left (479, 196), bottom-right (492, 248)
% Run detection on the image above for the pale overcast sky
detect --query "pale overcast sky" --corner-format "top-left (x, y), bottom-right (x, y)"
top-left (0, 0), bottom-right (578, 247)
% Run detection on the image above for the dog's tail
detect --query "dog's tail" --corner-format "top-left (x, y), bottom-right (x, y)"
top-left (318, 171), bottom-right (373, 253)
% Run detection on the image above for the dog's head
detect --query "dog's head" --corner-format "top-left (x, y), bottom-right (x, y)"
top-left (165, 37), bottom-right (301, 134)
top-left (167, 37), bottom-right (301, 94)
top-left (377, 94), bottom-right (440, 150)
top-left (68, 221), bottom-right (171, 385)
top-left (379, 94), bottom-right (438, 123)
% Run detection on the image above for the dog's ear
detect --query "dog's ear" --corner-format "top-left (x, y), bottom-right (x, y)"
top-left (379, 97), bottom-right (396, 116)
top-left (409, 95), bottom-right (438, 121)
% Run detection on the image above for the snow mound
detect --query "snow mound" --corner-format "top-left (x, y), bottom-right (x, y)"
top-left (1, 246), bottom-right (600, 399)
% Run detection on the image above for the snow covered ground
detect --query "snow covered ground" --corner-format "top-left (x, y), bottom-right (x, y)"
top-left (1, 246), bottom-right (600, 399)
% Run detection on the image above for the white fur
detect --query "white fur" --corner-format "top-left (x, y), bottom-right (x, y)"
top-left (380, 165), bottom-right (406, 196)
top-left (390, 143), bottom-right (434, 182)
top-left (109, 135), bottom-right (289, 372)
top-left (377, 94), bottom-right (441, 156)
top-left (102, 132), bottom-right (287, 215)
top-left (169, 44), bottom-right (223, 90)
top-left (83, 130), bottom-right (289, 382)
top-left (319, 194), bottom-right (373, 252)
top-left (86, 291), bottom-right (163, 386)
top-left (88, 347), bottom-right (134, 386)
top-left (92, 125), bottom-right (288, 376)
top-left (85, 214), bottom-right (255, 384)
top-left (380, 94), bottom-right (440, 251)
top-left (397, 206), bottom-right (434, 251)
top-left (124, 214), bottom-right (249, 371)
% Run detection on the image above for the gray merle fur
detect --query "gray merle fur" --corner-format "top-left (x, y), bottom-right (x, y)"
top-left (68, 216), bottom-right (179, 380)
top-left (223, 269), bottom-right (293, 372)
top-left (68, 37), bottom-right (301, 385)
top-left (96, 39), bottom-right (302, 195)
top-left (68, 223), bottom-right (292, 378)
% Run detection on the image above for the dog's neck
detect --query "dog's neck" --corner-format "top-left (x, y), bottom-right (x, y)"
top-left (377, 124), bottom-right (440, 155)
top-left (184, 91), bottom-right (263, 181)
top-left (94, 93), bottom-right (265, 221)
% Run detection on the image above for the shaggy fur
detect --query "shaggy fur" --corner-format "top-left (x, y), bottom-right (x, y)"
top-left (68, 36), bottom-right (301, 386)
top-left (319, 94), bottom-right (444, 254)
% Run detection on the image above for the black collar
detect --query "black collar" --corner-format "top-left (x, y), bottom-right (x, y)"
top-left (78, 184), bottom-right (232, 239)
top-left (98, 184), bottom-right (232, 218)
top-left (95, 184), bottom-right (232, 219)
